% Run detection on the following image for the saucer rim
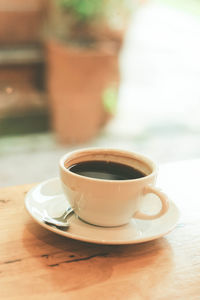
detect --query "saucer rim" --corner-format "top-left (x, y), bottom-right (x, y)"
top-left (24, 177), bottom-right (180, 245)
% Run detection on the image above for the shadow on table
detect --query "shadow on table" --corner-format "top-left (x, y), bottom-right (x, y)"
top-left (23, 221), bottom-right (174, 296)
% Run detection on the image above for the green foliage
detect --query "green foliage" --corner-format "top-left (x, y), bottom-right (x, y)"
top-left (103, 85), bottom-right (118, 115)
top-left (48, 0), bottom-right (133, 43)
top-left (59, 0), bottom-right (104, 21)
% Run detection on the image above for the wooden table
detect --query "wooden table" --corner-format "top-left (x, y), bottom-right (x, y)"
top-left (1, 160), bottom-right (200, 299)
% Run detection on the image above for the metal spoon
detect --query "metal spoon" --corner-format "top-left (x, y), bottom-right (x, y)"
top-left (42, 206), bottom-right (74, 228)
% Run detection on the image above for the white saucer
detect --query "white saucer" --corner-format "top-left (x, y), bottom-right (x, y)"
top-left (25, 178), bottom-right (180, 245)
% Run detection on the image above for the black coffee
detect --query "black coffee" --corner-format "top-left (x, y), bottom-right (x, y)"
top-left (68, 160), bottom-right (146, 180)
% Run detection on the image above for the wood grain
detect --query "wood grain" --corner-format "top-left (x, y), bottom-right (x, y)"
top-left (1, 161), bottom-right (200, 299)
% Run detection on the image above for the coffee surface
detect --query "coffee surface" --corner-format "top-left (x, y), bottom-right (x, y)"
top-left (68, 160), bottom-right (146, 180)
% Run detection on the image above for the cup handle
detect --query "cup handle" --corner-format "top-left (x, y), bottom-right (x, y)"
top-left (133, 185), bottom-right (169, 220)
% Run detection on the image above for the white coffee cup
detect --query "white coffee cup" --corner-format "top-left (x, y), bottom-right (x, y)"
top-left (59, 148), bottom-right (169, 227)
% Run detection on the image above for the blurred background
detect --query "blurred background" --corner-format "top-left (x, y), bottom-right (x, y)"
top-left (1, 0), bottom-right (200, 187)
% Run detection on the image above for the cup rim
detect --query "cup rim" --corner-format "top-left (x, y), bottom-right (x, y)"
top-left (59, 147), bottom-right (157, 183)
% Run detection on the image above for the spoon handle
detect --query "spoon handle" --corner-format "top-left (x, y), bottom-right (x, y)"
top-left (63, 207), bottom-right (74, 219)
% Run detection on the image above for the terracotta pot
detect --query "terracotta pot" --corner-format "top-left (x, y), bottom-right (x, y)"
top-left (46, 40), bottom-right (120, 144)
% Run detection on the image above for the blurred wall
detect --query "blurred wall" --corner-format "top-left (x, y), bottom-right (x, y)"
top-left (0, 0), bottom-right (48, 135)
top-left (0, 0), bottom-right (46, 45)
